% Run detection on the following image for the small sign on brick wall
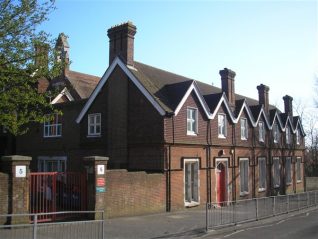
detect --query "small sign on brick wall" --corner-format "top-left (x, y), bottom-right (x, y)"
top-left (96, 186), bottom-right (106, 193)
top-left (15, 165), bottom-right (26, 178)
top-left (97, 165), bottom-right (105, 175)
top-left (97, 178), bottom-right (105, 186)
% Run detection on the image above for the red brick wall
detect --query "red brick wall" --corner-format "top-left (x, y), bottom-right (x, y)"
top-left (105, 170), bottom-right (165, 218)
top-left (0, 172), bottom-right (9, 223)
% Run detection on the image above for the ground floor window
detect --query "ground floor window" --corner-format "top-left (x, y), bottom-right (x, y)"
top-left (184, 159), bottom-right (199, 206)
top-left (296, 157), bottom-right (302, 182)
top-left (272, 157), bottom-right (280, 188)
top-left (285, 157), bottom-right (292, 185)
top-left (38, 156), bottom-right (67, 172)
top-left (240, 158), bottom-right (249, 196)
top-left (258, 157), bottom-right (266, 192)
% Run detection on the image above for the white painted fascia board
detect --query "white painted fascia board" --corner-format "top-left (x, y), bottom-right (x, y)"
top-left (76, 57), bottom-right (166, 123)
top-left (294, 118), bottom-right (306, 136)
top-left (235, 101), bottom-right (257, 127)
top-left (257, 108), bottom-right (271, 129)
top-left (210, 93), bottom-right (236, 122)
top-left (51, 87), bottom-right (74, 104)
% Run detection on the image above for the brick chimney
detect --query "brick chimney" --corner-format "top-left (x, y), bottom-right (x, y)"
top-left (107, 21), bottom-right (137, 67)
top-left (55, 33), bottom-right (70, 70)
top-left (283, 95), bottom-right (293, 117)
top-left (257, 84), bottom-right (270, 113)
top-left (219, 68), bottom-right (236, 106)
top-left (34, 43), bottom-right (49, 70)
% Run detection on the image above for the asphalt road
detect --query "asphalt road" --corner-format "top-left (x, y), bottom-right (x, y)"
top-left (207, 209), bottom-right (318, 239)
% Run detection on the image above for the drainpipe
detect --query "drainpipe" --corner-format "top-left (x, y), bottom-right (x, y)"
top-left (165, 112), bottom-right (174, 212)
top-left (232, 123), bottom-right (236, 201)
top-left (252, 127), bottom-right (256, 198)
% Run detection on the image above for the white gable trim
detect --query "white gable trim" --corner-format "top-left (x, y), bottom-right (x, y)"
top-left (51, 87), bottom-right (74, 104)
top-left (76, 57), bottom-right (166, 123)
top-left (174, 81), bottom-right (212, 119)
top-left (210, 93), bottom-right (236, 122)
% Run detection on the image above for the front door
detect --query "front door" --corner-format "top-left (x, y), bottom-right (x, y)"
top-left (216, 162), bottom-right (226, 205)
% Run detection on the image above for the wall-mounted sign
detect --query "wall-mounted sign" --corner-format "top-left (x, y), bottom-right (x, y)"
top-left (97, 165), bottom-right (105, 175)
top-left (97, 178), bottom-right (105, 186)
top-left (96, 187), bottom-right (106, 193)
top-left (15, 165), bottom-right (26, 178)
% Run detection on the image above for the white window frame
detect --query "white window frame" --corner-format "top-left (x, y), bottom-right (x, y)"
top-left (259, 121), bottom-right (265, 142)
top-left (272, 157), bottom-right (280, 188)
top-left (88, 113), bottom-right (101, 137)
top-left (187, 107), bottom-right (198, 136)
top-left (258, 157), bottom-right (266, 192)
top-left (240, 118), bottom-right (248, 140)
top-left (285, 157), bottom-right (292, 185)
top-left (296, 129), bottom-right (300, 145)
top-left (286, 127), bottom-right (291, 145)
top-left (273, 124), bottom-right (280, 144)
top-left (184, 158), bottom-right (200, 207)
top-left (218, 113), bottom-right (227, 138)
top-left (239, 158), bottom-right (249, 196)
top-left (296, 157), bottom-right (302, 183)
top-left (38, 156), bottom-right (67, 172)
top-left (43, 113), bottom-right (62, 138)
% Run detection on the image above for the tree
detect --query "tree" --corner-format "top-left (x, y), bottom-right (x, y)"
top-left (0, 0), bottom-right (62, 136)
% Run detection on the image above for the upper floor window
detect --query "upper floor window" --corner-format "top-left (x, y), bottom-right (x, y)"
top-left (88, 113), bottom-right (101, 136)
top-left (272, 157), bottom-right (280, 188)
top-left (187, 108), bottom-right (198, 135)
top-left (273, 123), bottom-right (280, 144)
top-left (44, 114), bottom-right (62, 137)
top-left (240, 118), bottom-right (248, 140)
top-left (259, 121), bottom-right (265, 142)
top-left (218, 114), bottom-right (227, 138)
top-left (285, 157), bottom-right (292, 185)
top-left (296, 129), bottom-right (300, 145)
top-left (286, 127), bottom-right (291, 145)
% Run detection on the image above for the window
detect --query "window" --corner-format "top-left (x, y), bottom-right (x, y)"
top-left (38, 156), bottom-right (67, 172)
top-left (259, 121), bottom-right (265, 142)
top-left (184, 159), bottom-right (199, 206)
top-left (44, 114), bottom-right (62, 137)
top-left (240, 118), bottom-right (248, 140)
top-left (296, 157), bottom-right (302, 182)
top-left (218, 114), bottom-right (227, 138)
top-left (258, 157), bottom-right (266, 191)
top-left (273, 124), bottom-right (280, 143)
top-left (240, 158), bottom-right (249, 195)
top-left (285, 157), bottom-right (292, 185)
top-left (286, 127), bottom-right (291, 145)
top-left (88, 113), bottom-right (101, 136)
top-left (187, 108), bottom-right (198, 135)
top-left (296, 129), bottom-right (300, 145)
top-left (272, 157), bottom-right (280, 188)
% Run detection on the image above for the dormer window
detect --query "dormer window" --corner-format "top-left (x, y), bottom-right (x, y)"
top-left (286, 127), bottom-right (290, 145)
top-left (259, 121), bottom-right (265, 142)
top-left (187, 108), bottom-right (198, 135)
top-left (273, 123), bottom-right (280, 143)
top-left (296, 129), bottom-right (300, 145)
top-left (88, 113), bottom-right (101, 136)
top-left (44, 114), bottom-right (62, 137)
top-left (218, 114), bottom-right (227, 138)
top-left (240, 118), bottom-right (248, 140)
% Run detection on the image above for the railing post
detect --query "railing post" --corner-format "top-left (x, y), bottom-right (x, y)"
top-left (273, 197), bottom-right (276, 216)
top-left (255, 198), bottom-right (259, 221)
top-left (206, 203), bottom-right (209, 232)
top-left (298, 193), bottom-right (300, 210)
top-left (287, 194), bottom-right (289, 213)
top-left (33, 214), bottom-right (37, 239)
top-left (102, 211), bottom-right (105, 239)
top-left (307, 192), bottom-right (310, 208)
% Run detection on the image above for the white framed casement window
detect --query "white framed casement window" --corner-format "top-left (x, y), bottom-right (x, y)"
top-left (239, 158), bottom-right (249, 196)
top-left (218, 113), bottom-right (227, 138)
top-left (285, 157), bottom-right (292, 185)
top-left (272, 157), bottom-right (280, 188)
top-left (258, 121), bottom-right (265, 142)
top-left (258, 157), bottom-right (266, 192)
top-left (38, 156), bottom-right (67, 172)
top-left (296, 129), bottom-right (300, 145)
top-left (88, 113), bottom-right (101, 136)
top-left (187, 107), bottom-right (198, 135)
top-left (240, 118), bottom-right (248, 140)
top-left (184, 159), bottom-right (200, 206)
top-left (296, 157), bottom-right (302, 182)
top-left (285, 127), bottom-right (291, 145)
top-left (44, 113), bottom-right (62, 137)
top-left (273, 124), bottom-right (280, 144)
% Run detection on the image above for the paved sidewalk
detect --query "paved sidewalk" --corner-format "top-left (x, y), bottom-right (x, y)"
top-left (104, 208), bottom-right (207, 239)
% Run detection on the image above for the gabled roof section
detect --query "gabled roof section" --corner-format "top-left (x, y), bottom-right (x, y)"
top-left (293, 116), bottom-right (306, 136)
top-left (51, 87), bottom-right (74, 104)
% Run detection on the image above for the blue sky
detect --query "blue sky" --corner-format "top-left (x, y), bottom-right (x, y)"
top-left (41, 0), bottom-right (318, 110)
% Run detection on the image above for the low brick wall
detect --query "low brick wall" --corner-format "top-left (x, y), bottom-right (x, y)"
top-left (105, 170), bottom-right (165, 218)
top-left (306, 177), bottom-right (318, 191)
top-left (0, 172), bottom-right (9, 224)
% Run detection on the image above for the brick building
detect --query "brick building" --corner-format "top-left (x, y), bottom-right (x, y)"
top-left (14, 22), bottom-right (305, 213)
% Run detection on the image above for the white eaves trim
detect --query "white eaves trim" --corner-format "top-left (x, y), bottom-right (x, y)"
top-left (76, 57), bottom-right (166, 123)
top-left (51, 87), bottom-right (74, 104)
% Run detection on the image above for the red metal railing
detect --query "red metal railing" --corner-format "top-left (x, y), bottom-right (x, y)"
top-left (29, 172), bottom-right (87, 222)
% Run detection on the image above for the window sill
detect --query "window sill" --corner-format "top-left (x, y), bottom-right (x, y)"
top-left (286, 182), bottom-right (292, 186)
top-left (185, 201), bottom-right (200, 207)
top-left (87, 134), bottom-right (101, 138)
top-left (44, 135), bottom-right (62, 138)
top-left (218, 135), bottom-right (226, 139)
top-left (240, 192), bottom-right (249, 196)
top-left (241, 138), bottom-right (247, 141)
top-left (297, 180), bottom-right (302, 184)
top-left (258, 188), bottom-right (266, 192)
top-left (274, 185), bottom-right (280, 189)
top-left (187, 132), bottom-right (198, 136)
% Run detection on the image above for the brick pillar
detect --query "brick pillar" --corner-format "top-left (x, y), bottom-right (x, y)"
top-left (83, 156), bottom-right (109, 219)
top-left (0, 155), bottom-right (31, 224)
